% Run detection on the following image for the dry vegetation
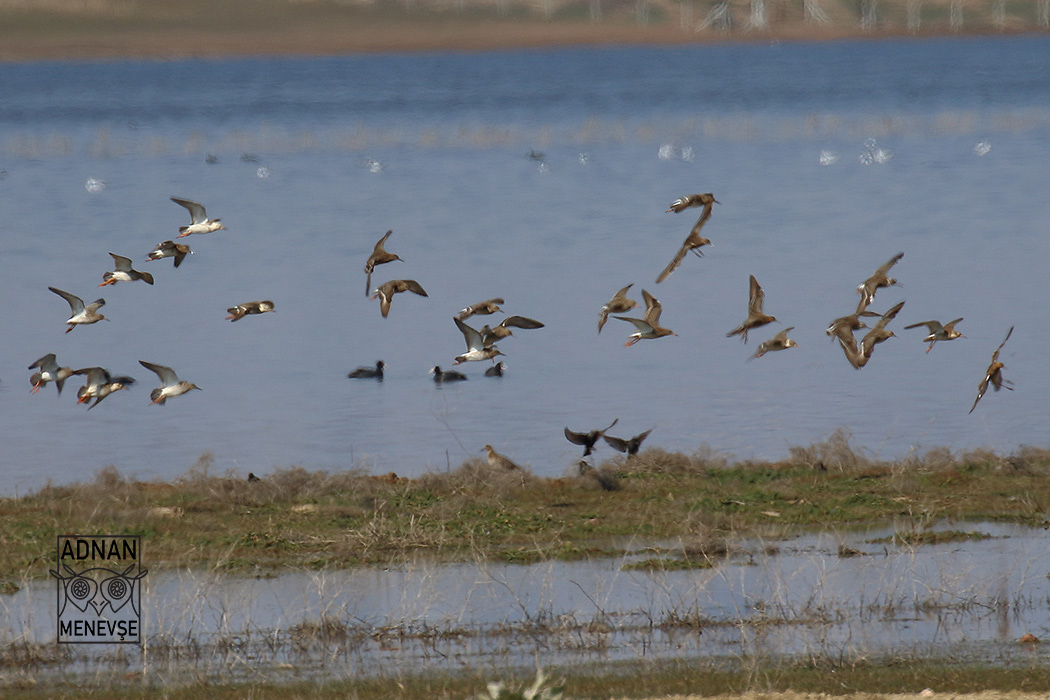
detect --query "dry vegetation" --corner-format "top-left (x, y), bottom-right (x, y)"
top-left (3, 431), bottom-right (1050, 585)
top-left (0, 0), bottom-right (1046, 61)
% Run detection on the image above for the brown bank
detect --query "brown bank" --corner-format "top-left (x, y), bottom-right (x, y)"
top-left (0, 0), bottom-right (1044, 62)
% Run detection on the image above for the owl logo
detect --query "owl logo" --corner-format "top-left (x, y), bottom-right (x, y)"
top-left (50, 563), bottom-right (148, 618)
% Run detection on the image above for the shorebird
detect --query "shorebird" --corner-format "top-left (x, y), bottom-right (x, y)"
top-left (564, 418), bottom-right (619, 457)
top-left (372, 279), bottom-right (428, 318)
top-left (483, 444), bottom-right (521, 470)
top-left (749, 327), bottom-right (798, 360)
top-left (138, 361), bottom-right (201, 405)
top-left (146, 240), bottom-right (192, 268)
top-left (430, 365), bottom-right (467, 383)
top-left (172, 197), bottom-right (225, 237)
top-left (28, 353), bottom-right (74, 395)
top-left (72, 367), bottom-right (135, 409)
top-left (454, 317), bottom-right (505, 364)
top-left (485, 362), bottom-right (507, 377)
top-left (614, 288), bottom-right (676, 346)
top-left (364, 230), bottom-right (403, 296)
top-left (479, 315), bottom-right (545, 345)
top-left (727, 275), bottom-right (776, 343)
top-left (100, 252), bottom-right (154, 286)
top-left (859, 300), bottom-right (905, 359)
top-left (837, 301), bottom-right (905, 369)
top-left (456, 298), bottom-right (504, 321)
top-left (49, 287), bottom-right (107, 332)
top-left (598, 283), bottom-right (638, 333)
top-left (904, 318), bottom-right (964, 353)
top-left (970, 326), bottom-right (1014, 414)
top-left (603, 428), bottom-right (653, 457)
top-left (657, 193), bottom-right (717, 283)
top-left (857, 252), bottom-right (904, 310)
top-left (827, 298), bottom-right (883, 344)
top-left (226, 300), bottom-right (275, 321)
top-left (348, 360), bottom-right (384, 380)
top-left (666, 193), bottom-right (718, 214)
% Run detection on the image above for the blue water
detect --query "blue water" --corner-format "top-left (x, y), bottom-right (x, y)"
top-left (3, 36), bottom-right (1050, 494)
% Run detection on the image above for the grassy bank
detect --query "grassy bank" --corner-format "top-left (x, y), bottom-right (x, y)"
top-left (3, 431), bottom-right (1049, 585)
top-left (0, 0), bottom-right (1046, 62)
top-left (6, 658), bottom-right (1050, 699)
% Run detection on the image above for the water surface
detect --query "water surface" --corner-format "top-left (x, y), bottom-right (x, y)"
top-left (2, 37), bottom-right (1050, 493)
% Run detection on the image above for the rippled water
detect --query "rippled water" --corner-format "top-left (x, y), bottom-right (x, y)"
top-left (2, 37), bottom-right (1050, 494)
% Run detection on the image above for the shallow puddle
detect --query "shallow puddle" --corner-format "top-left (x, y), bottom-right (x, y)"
top-left (3, 523), bottom-right (1049, 682)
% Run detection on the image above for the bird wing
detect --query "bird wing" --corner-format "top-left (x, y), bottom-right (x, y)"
top-left (455, 317), bottom-right (485, 352)
top-left (874, 251), bottom-right (905, 277)
top-left (49, 287), bottom-right (84, 314)
top-left (603, 434), bottom-right (629, 452)
top-left (74, 366), bottom-right (110, 385)
top-left (614, 315), bottom-right (654, 334)
top-left (29, 353), bottom-right (58, 371)
top-left (171, 197), bottom-right (206, 224)
top-left (656, 245), bottom-right (689, 284)
top-left (991, 325), bottom-right (1014, 363)
top-left (501, 315), bottom-right (544, 330)
top-left (747, 275), bottom-right (765, 315)
top-left (400, 280), bottom-right (428, 297)
top-left (564, 427), bottom-right (590, 446)
top-left (139, 360), bottom-right (178, 386)
top-left (873, 301), bottom-right (905, 332)
top-left (943, 318), bottom-right (964, 332)
top-left (904, 320), bottom-right (943, 332)
top-left (631, 428), bottom-right (653, 447)
top-left (641, 289), bottom-right (663, 326)
top-left (108, 252), bottom-right (133, 272)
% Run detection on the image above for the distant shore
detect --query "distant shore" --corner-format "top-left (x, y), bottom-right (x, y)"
top-left (0, 6), bottom-right (1042, 63)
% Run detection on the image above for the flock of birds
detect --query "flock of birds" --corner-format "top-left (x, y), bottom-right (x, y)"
top-left (28, 189), bottom-right (1017, 476)
top-left (346, 190), bottom-right (1016, 476)
top-left (28, 197), bottom-right (266, 408)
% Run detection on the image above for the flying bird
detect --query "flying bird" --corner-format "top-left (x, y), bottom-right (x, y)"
top-left (371, 279), bottom-right (428, 318)
top-left (364, 230), bottom-right (403, 296)
top-left (454, 317), bottom-right (505, 364)
top-left (146, 240), bottom-right (192, 268)
top-left (28, 353), bottom-right (74, 395)
top-left (598, 283), bottom-right (638, 333)
top-left (49, 287), bottom-right (106, 332)
top-left (100, 253), bottom-right (154, 286)
top-left (226, 300), bottom-right (275, 321)
top-left (348, 360), bottom-right (384, 380)
top-left (749, 327), bottom-right (798, 360)
top-left (138, 361), bottom-right (201, 405)
top-left (657, 192), bottom-right (717, 283)
top-left (171, 197), bottom-right (224, 237)
top-left (970, 326), bottom-right (1014, 414)
top-left (72, 367), bottom-right (135, 409)
top-left (615, 289), bottom-right (676, 346)
top-left (479, 315), bottom-right (544, 345)
top-left (904, 318), bottom-right (964, 353)
top-left (564, 418), bottom-right (619, 457)
top-left (603, 428), bottom-right (653, 457)
top-left (456, 298), bottom-right (504, 321)
top-left (857, 252), bottom-right (904, 310)
top-left (726, 275), bottom-right (776, 343)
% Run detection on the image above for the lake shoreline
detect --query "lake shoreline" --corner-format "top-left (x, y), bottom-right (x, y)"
top-left (0, 18), bottom-right (1041, 63)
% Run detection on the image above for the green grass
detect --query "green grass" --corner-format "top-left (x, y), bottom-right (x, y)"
top-left (6, 657), bottom-right (1050, 699)
top-left (3, 435), bottom-right (1050, 586)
